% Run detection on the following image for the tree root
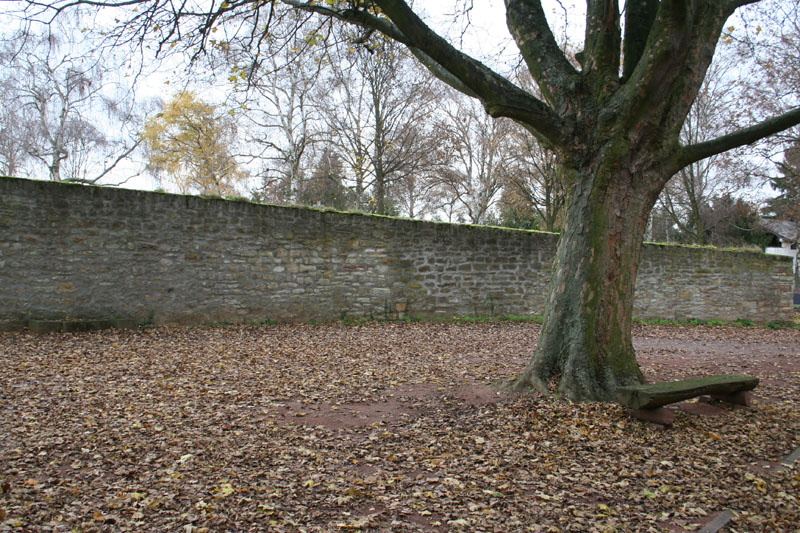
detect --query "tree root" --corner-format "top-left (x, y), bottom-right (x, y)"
top-left (497, 372), bottom-right (549, 395)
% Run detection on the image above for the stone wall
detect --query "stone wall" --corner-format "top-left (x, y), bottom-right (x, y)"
top-left (0, 177), bottom-right (794, 329)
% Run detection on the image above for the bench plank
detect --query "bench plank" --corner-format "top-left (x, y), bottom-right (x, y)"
top-left (616, 374), bottom-right (759, 410)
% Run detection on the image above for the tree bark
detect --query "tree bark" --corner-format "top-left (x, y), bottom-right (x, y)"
top-left (511, 154), bottom-right (662, 401)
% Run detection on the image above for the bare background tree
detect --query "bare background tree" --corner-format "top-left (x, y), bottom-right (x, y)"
top-left (435, 93), bottom-right (511, 225)
top-left (0, 18), bottom-right (141, 184)
top-left (500, 120), bottom-right (569, 232)
top-left (657, 53), bottom-right (764, 245)
top-left (220, 13), bottom-right (328, 204)
top-left (320, 35), bottom-right (441, 215)
top-left (0, 78), bottom-right (37, 176)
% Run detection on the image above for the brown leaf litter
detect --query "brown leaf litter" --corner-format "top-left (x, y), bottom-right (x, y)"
top-left (1, 322), bottom-right (798, 531)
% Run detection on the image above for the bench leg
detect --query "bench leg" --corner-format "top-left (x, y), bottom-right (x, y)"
top-left (709, 390), bottom-right (752, 407)
top-left (628, 407), bottom-right (675, 426)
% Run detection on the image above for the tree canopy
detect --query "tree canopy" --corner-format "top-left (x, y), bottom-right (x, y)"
top-left (142, 90), bottom-right (246, 196)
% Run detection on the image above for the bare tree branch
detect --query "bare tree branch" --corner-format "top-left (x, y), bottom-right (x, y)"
top-left (676, 107), bottom-right (800, 172)
top-left (368, 0), bottom-right (570, 148)
top-left (504, 0), bottom-right (578, 109)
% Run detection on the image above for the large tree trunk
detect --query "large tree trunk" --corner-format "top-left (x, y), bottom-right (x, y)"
top-left (512, 155), bottom-right (663, 401)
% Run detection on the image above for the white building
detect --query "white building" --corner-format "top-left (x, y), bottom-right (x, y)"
top-left (760, 219), bottom-right (799, 306)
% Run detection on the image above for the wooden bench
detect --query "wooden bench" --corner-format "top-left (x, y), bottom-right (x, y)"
top-left (615, 374), bottom-right (759, 426)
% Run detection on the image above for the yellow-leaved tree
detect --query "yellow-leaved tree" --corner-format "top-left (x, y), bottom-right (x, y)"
top-left (142, 91), bottom-right (246, 196)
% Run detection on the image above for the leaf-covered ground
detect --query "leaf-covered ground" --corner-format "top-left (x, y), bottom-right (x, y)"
top-left (1, 323), bottom-right (798, 532)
